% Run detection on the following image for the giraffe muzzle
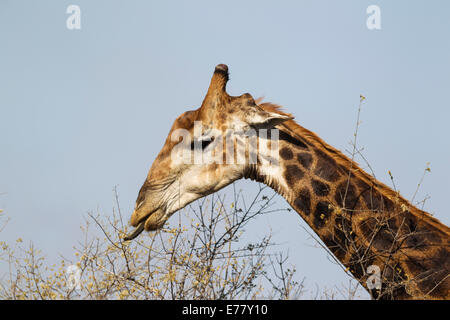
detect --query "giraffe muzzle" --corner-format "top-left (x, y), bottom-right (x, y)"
top-left (123, 220), bottom-right (145, 241)
top-left (124, 207), bottom-right (167, 240)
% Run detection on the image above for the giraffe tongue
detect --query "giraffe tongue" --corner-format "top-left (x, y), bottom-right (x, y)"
top-left (123, 221), bottom-right (145, 241)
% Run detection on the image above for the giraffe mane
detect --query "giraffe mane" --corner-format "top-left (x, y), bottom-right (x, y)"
top-left (258, 100), bottom-right (450, 237)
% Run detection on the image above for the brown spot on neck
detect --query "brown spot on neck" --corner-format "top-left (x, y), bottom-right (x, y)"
top-left (293, 188), bottom-right (312, 216)
top-left (313, 148), bottom-right (342, 182)
top-left (311, 179), bottom-right (331, 197)
top-left (297, 152), bottom-right (313, 169)
top-left (313, 201), bottom-right (332, 229)
top-left (279, 147), bottom-right (293, 160)
top-left (283, 165), bottom-right (304, 185)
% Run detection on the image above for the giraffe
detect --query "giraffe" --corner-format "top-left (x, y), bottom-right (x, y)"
top-left (125, 64), bottom-right (450, 299)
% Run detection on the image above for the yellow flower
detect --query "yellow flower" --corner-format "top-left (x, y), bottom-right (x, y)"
top-left (119, 289), bottom-right (129, 299)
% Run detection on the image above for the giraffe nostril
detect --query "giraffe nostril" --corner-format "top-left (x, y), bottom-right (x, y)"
top-left (136, 200), bottom-right (144, 210)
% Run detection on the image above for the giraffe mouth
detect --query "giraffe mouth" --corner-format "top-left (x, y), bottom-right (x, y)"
top-left (123, 220), bottom-right (145, 241)
top-left (124, 208), bottom-right (167, 241)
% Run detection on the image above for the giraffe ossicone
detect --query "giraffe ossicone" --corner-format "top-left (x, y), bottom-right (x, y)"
top-left (125, 64), bottom-right (450, 300)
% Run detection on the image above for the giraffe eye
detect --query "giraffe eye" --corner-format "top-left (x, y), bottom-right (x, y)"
top-left (191, 136), bottom-right (215, 151)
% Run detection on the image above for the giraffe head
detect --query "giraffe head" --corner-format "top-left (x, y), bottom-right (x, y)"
top-left (125, 64), bottom-right (293, 239)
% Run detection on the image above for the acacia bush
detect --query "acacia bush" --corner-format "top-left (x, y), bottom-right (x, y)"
top-left (0, 185), bottom-right (307, 300)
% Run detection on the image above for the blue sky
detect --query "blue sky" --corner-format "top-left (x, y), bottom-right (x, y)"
top-left (1, 0), bottom-right (449, 298)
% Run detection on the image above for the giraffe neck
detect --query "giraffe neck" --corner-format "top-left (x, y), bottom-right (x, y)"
top-left (245, 126), bottom-right (450, 300)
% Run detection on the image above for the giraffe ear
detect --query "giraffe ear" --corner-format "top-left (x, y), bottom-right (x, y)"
top-left (246, 109), bottom-right (294, 129)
